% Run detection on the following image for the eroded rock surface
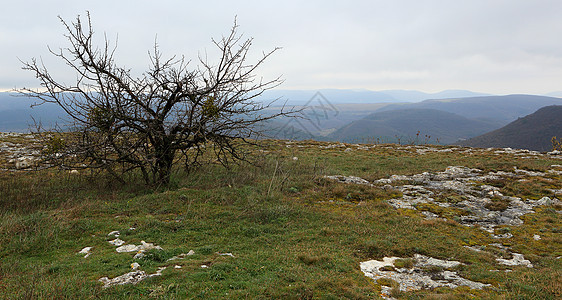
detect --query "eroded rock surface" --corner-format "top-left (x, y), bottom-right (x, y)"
top-left (98, 267), bottom-right (166, 288)
top-left (369, 166), bottom-right (561, 233)
top-left (497, 253), bottom-right (533, 268)
top-left (360, 254), bottom-right (491, 296)
top-left (115, 241), bottom-right (163, 253)
top-left (323, 175), bottom-right (373, 186)
top-left (325, 165), bottom-right (562, 236)
top-left (78, 247), bottom-right (92, 258)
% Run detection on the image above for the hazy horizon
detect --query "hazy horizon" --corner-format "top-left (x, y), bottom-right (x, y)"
top-left (2, 1), bottom-right (562, 95)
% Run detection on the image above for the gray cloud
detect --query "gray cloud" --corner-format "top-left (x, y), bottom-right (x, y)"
top-left (2, 0), bottom-right (562, 95)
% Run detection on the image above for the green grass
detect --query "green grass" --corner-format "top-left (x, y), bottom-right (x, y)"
top-left (0, 139), bottom-right (560, 299)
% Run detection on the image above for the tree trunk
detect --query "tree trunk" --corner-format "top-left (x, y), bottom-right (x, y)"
top-left (155, 147), bottom-right (174, 185)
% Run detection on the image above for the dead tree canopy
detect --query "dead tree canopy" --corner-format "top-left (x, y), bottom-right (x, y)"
top-left (19, 13), bottom-right (292, 185)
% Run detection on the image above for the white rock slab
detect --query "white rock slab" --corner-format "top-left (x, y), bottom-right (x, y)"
top-left (497, 253), bottom-right (533, 268)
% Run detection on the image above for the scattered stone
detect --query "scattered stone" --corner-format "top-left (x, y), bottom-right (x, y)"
top-left (421, 211), bottom-right (440, 220)
top-left (362, 166), bottom-right (562, 234)
top-left (174, 265), bottom-right (182, 269)
top-left (78, 247), bottom-right (92, 258)
top-left (167, 250), bottom-right (195, 261)
top-left (116, 244), bottom-right (140, 253)
top-left (323, 175), bottom-right (372, 186)
top-left (533, 234), bottom-right (541, 241)
top-left (489, 243), bottom-right (509, 251)
top-left (15, 156), bottom-right (36, 169)
top-left (413, 254), bottom-right (461, 269)
top-left (513, 167), bottom-right (545, 177)
top-left (108, 238), bottom-right (125, 246)
top-left (99, 267), bottom-right (166, 288)
top-left (99, 271), bottom-right (147, 288)
top-left (116, 241), bottom-right (163, 253)
top-left (108, 231), bottom-right (120, 237)
top-left (131, 262), bottom-right (140, 270)
top-left (380, 285), bottom-right (394, 300)
top-left (464, 245), bottom-right (485, 252)
top-left (360, 255), bottom-right (491, 293)
top-left (201, 265), bottom-right (208, 268)
top-left (292, 156), bottom-right (298, 161)
top-left (491, 232), bottom-right (513, 239)
top-left (217, 252), bottom-right (235, 258)
top-left (497, 253), bottom-right (533, 268)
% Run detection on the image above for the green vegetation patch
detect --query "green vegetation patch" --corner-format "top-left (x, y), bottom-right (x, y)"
top-left (0, 140), bottom-right (561, 299)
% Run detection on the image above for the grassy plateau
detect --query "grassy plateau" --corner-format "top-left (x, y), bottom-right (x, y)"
top-left (0, 136), bottom-right (560, 299)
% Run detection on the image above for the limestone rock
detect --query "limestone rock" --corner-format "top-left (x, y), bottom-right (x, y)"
top-left (109, 238), bottom-right (125, 246)
top-left (217, 252), bottom-right (235, 258)
top-left (323, 175), bottom-right (372, 186)
top-left (99, 271), bottom-right (147, 288)
top-left (497, 253), bottom-right (533, 268)
top-left (360, 255), bottom-right (491, 293)
top-left (116, 244), bottom-right (139, 253)
top-left (414, 254), bottom-right (461, 269)
top-left (78, 247), bottom-right (92, 258)
top-left (116, 241), bottom-right (163, 253)
top-left (98, 267), bottom-right (165, 288)
top-left (367, 166), bottom-right (559, 234)
top-left (167, 250), bottom-right (195, 261)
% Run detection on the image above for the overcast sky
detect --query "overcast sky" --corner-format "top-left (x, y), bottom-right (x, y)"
top-left (2, 0), bottom-right (562, 95)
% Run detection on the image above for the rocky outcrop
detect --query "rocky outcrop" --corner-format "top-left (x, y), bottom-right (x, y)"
top-left (360, 254), bottom-right (491, 298)
top-left (372, 166), bottom-right (561, 233)
top-left (98, 267), bottom-right (166, 288)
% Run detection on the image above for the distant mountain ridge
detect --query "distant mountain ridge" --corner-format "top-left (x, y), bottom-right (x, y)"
top-left (327, 108), bottom-right (497, 144)
top-left (261, 89), bottom-right (491, 105)
top-left (0, 93), bottom-right (65, 132)
top-left (376, 94), bottom-right (562, 124)
top-left (2, 92), bottom-right (562, 146)
top-left (456, 105), bottom-right (562, 151)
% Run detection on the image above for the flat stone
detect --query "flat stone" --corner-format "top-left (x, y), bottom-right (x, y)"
top-left (167, 250), bottom-right (195, 261)
top-left (99, 271), bottom-right (148, 288)
top-left (98, 267), bottom-right (166, 288)
top-left (464, 245), bottom-right (485, 252)
top-left (497, 253), bottom-right (533, 268)
top-left (116, 241), bottom-right (163, 253)
top-left (108, 238), bottom-right (125, 246)
top-left (360, 255), bottom-right (491, 293)
top-left (414, 254), bottom-right (461, 269)
top-left (116, 244), bottom-right (140, 253)
top-left (323, 175), bottom-right (372, 186)
top-left (359, 166), bottom-right (559, 233)
top-left (78, 247), bottom-right (92, 258)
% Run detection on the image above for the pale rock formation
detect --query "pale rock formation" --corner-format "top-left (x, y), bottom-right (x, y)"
top-left (108, 238), bottom-right (125, 246)
top-left (116, 241), bottom-right (163, 253)
top-left (78, 247), bottom-right (92, 258)
top-left (497, 253), bottom-right (533, 268)
top-left (360, 254), bottom-right (491, 294)
top-left (323, 175), bottom-right (372, 186)
top-left (98, 267), bottom-right (166, 288)
top-left (167, 250), bottom-right (195, 261)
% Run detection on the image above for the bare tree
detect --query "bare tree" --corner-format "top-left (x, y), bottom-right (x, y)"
top-left (19, 13), bottom-right (292, 185)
